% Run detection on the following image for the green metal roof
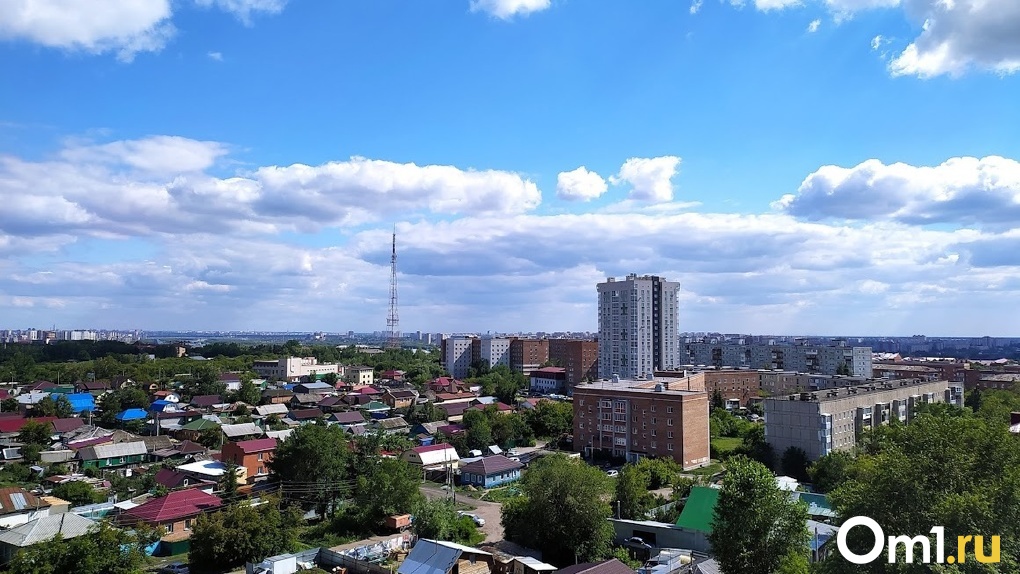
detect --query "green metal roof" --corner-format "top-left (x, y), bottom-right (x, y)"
top-left (675, 486), bottom-right (719, 534)
top-left (181, 418), bottom-right (221, 431)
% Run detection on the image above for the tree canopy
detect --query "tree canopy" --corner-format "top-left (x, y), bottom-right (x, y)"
top-left (8, 522), bottom-right (148, 574)
top-left (708, 457), bottom-right (809, 574)
top-left (502, 454), bottom-right (615, 566)
top-left (189, 498), bottom-right (302, 573)
top-left (269, 422), bottom-right (352, 517)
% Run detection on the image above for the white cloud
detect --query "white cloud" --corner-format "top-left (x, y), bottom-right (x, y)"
top-left (690, 0), bottom-right (703, 14)
top-left (193, 0), bottom-right (287, 24)
top-left (0, 0), bottom-right (174, 61)
top-left (59, 135), bottom-right (229, 174)
top-left (807, 19), bottom-right (821, 32)
top-left (469, 0), bottom-right (551, 19)
top-left (556, 167), bottom-right (608, 202)
top-left (207, 51), bottom-right (223, 61)
top-left (776, 156), bottom-right (1020, 225)
top-left (0, 0), bottom-right (287, 60)
top-left (754, 0), bottom-right (803, 10)
top-left (610, 156), bottom-right (682, 202)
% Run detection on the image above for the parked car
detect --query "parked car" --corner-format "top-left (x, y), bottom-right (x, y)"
top-left (625, 537), bottom-right (653, 548)
top-left (458, 511), bottom-right (485, 527)
top-left (606, 469), bottom-right (620, 478)
top-left (159, 563), bottom-right (190, 574)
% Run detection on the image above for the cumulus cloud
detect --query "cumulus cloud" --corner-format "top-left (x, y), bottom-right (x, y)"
top-left (775, 156), bottom-right (1020, 225)
top-left (609, 156), bottom-right (682, 202)
top-left (0, 135), bottom-right (543, 240)
top-left (0, 0), bottom-right (286, 60)
top-left (469, 0), bottom-right (551, 19)
top-left (807, 19), bottom-right (821, 32)
top-left (556, 167), bottom-right (608, 202)
top-left (690, 0), bottom-right (703, 14)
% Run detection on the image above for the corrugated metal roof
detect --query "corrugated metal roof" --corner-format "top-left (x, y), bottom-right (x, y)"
top-left (0, 513), bottom-right (96, 546)
top-left (222, 422), bottom-right (263, 438)
top-left (79, 441), bottom-right (148, 460)
top-left (398, 540), bottom-right (490, 574)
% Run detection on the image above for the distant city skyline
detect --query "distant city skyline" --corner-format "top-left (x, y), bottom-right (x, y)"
top-left (2, 2), bottom-right (1020, 335)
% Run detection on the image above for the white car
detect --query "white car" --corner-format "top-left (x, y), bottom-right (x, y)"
top-left (458, 511), bottom-right (485, 527)
top-left (606, 470), bottom-right (620, 478)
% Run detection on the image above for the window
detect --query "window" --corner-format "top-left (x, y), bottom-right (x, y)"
top-left (667, 443), bottom-right (674, 451)
top-left (651, 429), bottom-right (656, 437)
top-left (667, 431), bottom-right (674, 439)
top-left (651, 417), bottom-right (656, 424)
top-left (258, 453), bottom-right (264, 461)
top-left (185, 519), bottom-right (193, 530)
top-left (666, 406), bottom-right (674, 413)
top-left (650, 405), bottom-right (656, 413)
top-left (667, 419), bottom-right (673, 426)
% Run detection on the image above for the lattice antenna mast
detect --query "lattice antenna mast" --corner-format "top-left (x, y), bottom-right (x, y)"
top-left (386, 229), bottom-right (400, 349)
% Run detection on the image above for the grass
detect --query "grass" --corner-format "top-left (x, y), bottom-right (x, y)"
top-left (688, 462), bottom-right (725, 477)
top-left (480, 485), bottom-right (523, 503)
top-left (711, 436), bottom-right (743, 456)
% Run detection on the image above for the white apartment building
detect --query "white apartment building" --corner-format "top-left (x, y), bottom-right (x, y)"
top-left (481, 338), bottom-right (511, 370)
top-left (597, 274), bottom-right (681, 379)
top-left (443, 336), bottom-right (475, 379)
top-left (252, 357), bottom-right (341, 382)
top-left (684, 343), bottom-right (873, 378)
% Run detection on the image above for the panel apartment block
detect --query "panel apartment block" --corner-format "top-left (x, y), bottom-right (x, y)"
top-left (684, 343), bottom-right (873, 378)
top-left (442, 336), bottom-right (476, 379)
top-left (548, 339), bottom-right (599, 391)
top-left (481, 338), bottom-right (512, 370)
top-left (573, 375), bottom-right (709, 470)
top-left (597, 274), bottom-right (681, 379)
top-left (764, 379), bottom-right (963, 461)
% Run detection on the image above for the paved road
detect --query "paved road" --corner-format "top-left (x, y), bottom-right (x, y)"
top-left (420, 485), bottom-right (504, 543)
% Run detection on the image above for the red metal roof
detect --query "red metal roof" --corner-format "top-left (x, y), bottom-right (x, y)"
top-left (124, 489), bottom-right (222, 524)
top-left (411, 443), bottom-right (455, 454)
top-left (231, 438), bottom-right (278, 454)
top-left (0, 416), bottom-right (57, 434)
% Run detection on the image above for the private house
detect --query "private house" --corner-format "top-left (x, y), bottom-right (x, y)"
top-left (0, 513), bottom-right (96, 564)
top-left (114, 408), bottom-right (147, 423)
top-left (77, 441), bottom-right (148, 470)
top-left (329, 411), bottom-right (367, 429)
top-left (64, 393), bottom-right (96, 413)
top-left (318, 396), bottom-right (346, 413)
top-left (221, 437), bottom-right (277, 483)
top-left (342, 393), bottom-right (373, 407)
top-left (294, 382), bottom-right (333, 395)
top-left (152, 391), bottom-right (181, 403)
top-left (429, 377), bottom-right (465, 394)
top-left (0, 488), bottom-right (51, 529)
top-left (556, 559), bottom-right (635, 574)
top-left (190, 395), bottom-right (222, 411)
top-left (361, 401), bottom-right (391, 418)
top-left (74, 381), bottom-right (110, 395)
top-left (155, 468), bottom-right (206, 491)
top-left (50, 418), bottom-right (84, 435)
top-left (176, 418), bottom-right (221, 443)
top-left (459, 456), bottom-right (523, 488)
top-left (221, 422), bottom-right (264, 442)
top-left (346, 366), bottom-right (375, 387)
top-left (372, 416), bottom-right (409, 435)
top-left (286, 408), bottom-right (324, 425)
top-left (151, 440), bottom-right (207, 462)
top-left (401, 444), bottom-right (460, 469)
top-left (381, 370), bottom-right (406, 381)
top-left (397, 539), bottom-right (493, 574)
top-left (255, 404), bottom-right (290, 418)
top-left (290, 393), bottom-right (323, 408)
top-left (469, 402), bottom-right (513, 415)
top-left (262, 389), bottom-right (293, 405)
top-left (439, 402), bottom-right (472, 423)
top-left (384, 389), bottom-right (418, 410)
top-left (120, 489), bottom-right (222, 555)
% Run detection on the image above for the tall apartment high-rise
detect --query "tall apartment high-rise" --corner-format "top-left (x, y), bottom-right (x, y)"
top-left (597, 274), bottom-right (681, 379)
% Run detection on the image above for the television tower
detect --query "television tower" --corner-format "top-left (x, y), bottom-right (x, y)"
top-left (386, 229), bottom-right (400, 349)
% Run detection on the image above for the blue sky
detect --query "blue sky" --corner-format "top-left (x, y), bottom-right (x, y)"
top-left (2, 0), bottom-right (1020, 336)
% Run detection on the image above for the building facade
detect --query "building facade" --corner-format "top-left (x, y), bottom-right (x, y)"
top-left (683, 343), bottom-right (873, 378)
top-left (572, 375), bottom-right (709, 470)
top-left (481, 338), bottom-right (512, 370)
top-left (509, 339), bottom-right (549, 377)
top-left (442, 337), bottom-right (476, 379)
top-left (252, 357), bottom-right (341, 382)
top-left (548, 339), bottom-right (599, 390)
top-left (529, 367), bottom-right (567, 394)
top-left (597, 274), bottom-right (681, 379)
top-left (764, 379), bottom-right (963, 461)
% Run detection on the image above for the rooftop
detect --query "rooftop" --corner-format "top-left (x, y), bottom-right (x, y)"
top-left (573, 376), bottom-right (705, 396)
top-left (768, 378), bottom-right (952, 403)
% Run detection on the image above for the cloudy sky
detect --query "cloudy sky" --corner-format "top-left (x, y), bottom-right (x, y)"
top-left (1, 0), bottom-right (1019, 336)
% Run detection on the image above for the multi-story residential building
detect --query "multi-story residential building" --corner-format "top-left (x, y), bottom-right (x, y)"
top-left (572, 374), bottom-right (709, 469)
top-left (221, 437), bottom-right (277, 484)
top-left (442, 336), bottom-right (476, 379)
top-left (345, 365), bottom-right (375, 387)
top-left (872, 363), bottom-right (939, 381)
top-left (549, 339), bottom-right (599, 390)
top-left (481, 338), bottom-right (512, 370)
top-left (764, 379), bottom-right (964, 461)
top-left (684, 343), bottom-right (873, 377)
top-left (597, 274), bottom-right (681, 379)
top-left (702, 370), bottom-right (761, 407)
top-left (509, 338), bottom-right (549, 377)
top-left (759, 371), bottom-right (811, 395)
top-left (252, 357), bottom-right (341, 382)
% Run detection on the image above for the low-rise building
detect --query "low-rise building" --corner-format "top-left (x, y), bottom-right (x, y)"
top-left (383, 389), bottom-right (418, 409)
top-left (77, 441), bottom-right (148, 470)
top-left (346, 365), bottom-right (376, 387)
top-left (253, 357), bottom-right (341, 383)
top-left (529, 367), bottom-right (567, 395)
top-left (460, 455), bottom-right (523, 488)
top-left (573, 375), bottom-right (710, 469)
top-left (764, 379), bottom-right (963, 461)
top-left (0, 488), bottom-right (51, 529)
top-left (120, 489), bottom-right (222, 547)
top-left (0, 513), bottom-right (96, 564)
top-left (221, 437), bottom-right (277, 483)
top-left (401, 444), bottom-right (460, 470)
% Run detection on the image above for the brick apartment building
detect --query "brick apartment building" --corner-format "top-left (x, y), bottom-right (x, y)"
top-left (572, 375), bottom-right (710, 470)
top-left (659, 369), bottom-right (762, 407)
top-left (549, 339), bottom-right (599, 390)
top-left (764, 379), bottom-right (964, 461)
top-left (510, 339), bottom-right (549, 376)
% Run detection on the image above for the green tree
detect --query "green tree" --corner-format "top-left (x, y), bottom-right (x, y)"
top-left (34, 395), bottom-right (58, 417)
top-left (51, 481), bottom-right (102, 507)
top-left (463, 408), bottom-right (493, 451)
top-left (411, 498), bottom-right (484, 545)
top-left (269, 423), bottom-right (351, 517)
top-left (523, 400), bottom-right (574, 438)
top-left (18, 420), bottom-right (52, 446)
top-left (54, 395), bottom-right (74, 418)
top-left (98, 392), bottom-right (122, 426)
top-left (807, 450), bottom-right (853, 494)
top-left (502, 454), bottom-right (615, 566)
top-left (779, 446), bottom-right (810, 483)
top-left (353, 457), bottom-right (425, 526)
top-left (189, 498), bottom-right (301, 573)
top-left (219, 461), bottom-right (241, 504)
top-left (615, 464), bottom-right (654, 519)
top-left (711, 389), bottom-right (726, 411)
top-left (1, 397), bottom-right (17, 412)
top-left (733, 424), bottom-right (775, 469)
top-left (237, 377), bottom-right (262, 406)
top-left (709, 457), bottom-right (809, 574)
top-left (322, 371), bottom-right (339, 387)
top-left (198, 426), bottom-right (222, 449)
top-left (8, 522), bottom-right (147, 574)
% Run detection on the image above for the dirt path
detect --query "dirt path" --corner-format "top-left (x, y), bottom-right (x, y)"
top-left (420, 485), bottom-right (504, 543)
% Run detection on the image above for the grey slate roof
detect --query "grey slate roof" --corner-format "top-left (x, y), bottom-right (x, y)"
top-left (0, 513), bottom-right (96, 547)
top-left (221, 422), bottom-right (264, 438)
top-left (692, 559), bottom-right (721, 574)
top-left (255, 404), bottom-right (290, 417)
top-left (460, 455), bottom-right (523, 476)
top-left (77, 441), bottom-right (148, 461)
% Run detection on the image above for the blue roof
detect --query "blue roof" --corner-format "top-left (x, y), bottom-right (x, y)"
top-left (115, 408), bottom-right (148, 421)
top-left (149, 400), bottom-right (173, 412)
top-left (808, 520), bottom-right (837, 552)
top-left (65, 393), bottom-right (96, 413)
